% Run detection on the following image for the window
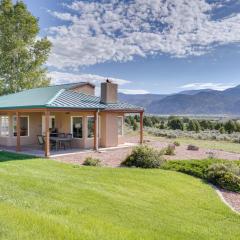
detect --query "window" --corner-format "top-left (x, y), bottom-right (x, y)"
top-left (0, 116), bottom-right (9, 136)
top-left (87, 116), bottom-right (94, 138)
top-left (71, 117), bottom-right (83, 138)
top-left (117, 116), bottom-right (123, 136)
top-left (13, 116), bottom-right (29, 137)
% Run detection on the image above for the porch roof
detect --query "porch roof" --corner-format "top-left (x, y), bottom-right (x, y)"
top-left (0, 83), bottom-right (143, 112)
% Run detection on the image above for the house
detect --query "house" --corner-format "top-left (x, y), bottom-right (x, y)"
top-left (0, 80), bottom-right (144, 157)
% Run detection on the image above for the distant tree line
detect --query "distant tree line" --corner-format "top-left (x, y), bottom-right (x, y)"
top-left (125, 115), bottom-right (240, 134)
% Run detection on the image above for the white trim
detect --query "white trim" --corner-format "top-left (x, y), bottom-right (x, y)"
top-left (42, 115), bottom-right (55, 135)
top-left (12, 115), bottom-right (30, 137)
top-left (71, 116), bottom-right (83, 139)
top-left (87, 116), bottom-right (94, 139)
top-left (117, 116), bottom-right (124, 136)
top-left (0, 115), bottom-right (9, 137)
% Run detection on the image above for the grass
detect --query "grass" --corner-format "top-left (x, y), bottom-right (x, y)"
top-left (175, 137), bottom-right (240, 153)
top-left (145, 132), bottom-right (240, 153)
top-left (0, 152), bottom-right (240, 240)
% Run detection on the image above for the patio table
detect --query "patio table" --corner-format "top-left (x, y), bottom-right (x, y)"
top-left (50, 137), bottom-right (73, 151)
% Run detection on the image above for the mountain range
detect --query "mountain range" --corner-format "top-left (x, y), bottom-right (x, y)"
top-left (118, 85), bottom-right (240, 115)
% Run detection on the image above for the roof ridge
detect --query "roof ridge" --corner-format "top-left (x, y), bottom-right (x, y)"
top-left (46, 89), bottom-right (66, 105)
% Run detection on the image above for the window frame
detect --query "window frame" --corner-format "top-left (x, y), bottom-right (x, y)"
top-left (87, 116), bottom-right (95, 139)
top-left (117, 116), bottom-right (124, 136)
top-left (71, 116), bottom-right (83, 139)
top-left (0, 115), bottom-right (9, 137)
top-left (13, 115), bottom-right (30, 137)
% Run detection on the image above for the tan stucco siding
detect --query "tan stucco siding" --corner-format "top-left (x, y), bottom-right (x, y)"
top-left (0, 112), bottom-right (42, 146)
top-left (70, 85), bottom-right (95, 95)
top-left (53, 111), bottom-right (95, 149)
top-left (0, 111), bottom-right (125, 148)
top-left (99, 112), bottom-right (124, 147)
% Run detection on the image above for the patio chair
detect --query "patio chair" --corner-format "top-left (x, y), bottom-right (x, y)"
top-left (65, 133), bottom-right (73, 149)
top-left (37, 135), bottom-right (45, 150)
top-left (58, 133), bottom-right (65, 138)
top-left (37, 135), bottom-right (56, 150)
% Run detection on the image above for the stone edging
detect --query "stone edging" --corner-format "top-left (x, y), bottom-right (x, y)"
top-left (211, 184), bottom-right (240, 215)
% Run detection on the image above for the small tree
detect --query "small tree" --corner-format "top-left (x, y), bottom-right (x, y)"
top-left (219, 126), bottom-right (225, 134)
top-left (224, 120), bottom-right (236, 134)
top-left (143, 116), bottom-right (153, 127)
top-left (187, 119), bottom-right (201, 132)
top-left (168, 117), bottom-right (184, 130)
top-left (133, 120), bottom-right (138, 131)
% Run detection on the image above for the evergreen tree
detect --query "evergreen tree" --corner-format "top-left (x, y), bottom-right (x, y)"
top-left (224, 120), bottom-right (237, 134)
top-left (167, 117), bottom-right (184, 130)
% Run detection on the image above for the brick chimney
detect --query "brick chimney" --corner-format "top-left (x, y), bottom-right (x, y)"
top-left (101, 79), bottom-right (118, 104)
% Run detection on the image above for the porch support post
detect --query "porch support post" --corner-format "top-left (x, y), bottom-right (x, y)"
top-left (140, 111), bottom-right (144, 144)
top-left (94, 110), bottom-right (99, 151)
top-left (16, 112), bottom-right (21, 152)
top-left (45, 110), bottom-right (50, 157)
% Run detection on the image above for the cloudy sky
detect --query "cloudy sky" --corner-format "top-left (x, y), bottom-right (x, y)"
top-left (23, 0), bottom-right (240, 94)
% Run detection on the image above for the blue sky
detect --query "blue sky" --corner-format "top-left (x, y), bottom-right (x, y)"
top-left (22, 0), bottom-right (240, 94)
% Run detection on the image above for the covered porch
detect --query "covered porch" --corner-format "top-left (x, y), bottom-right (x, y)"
top-left (0, 108), bottom-right (144, 157)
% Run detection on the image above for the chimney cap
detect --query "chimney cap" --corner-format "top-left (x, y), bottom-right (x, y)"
top-left (106, 78), bottom-right (112, 83)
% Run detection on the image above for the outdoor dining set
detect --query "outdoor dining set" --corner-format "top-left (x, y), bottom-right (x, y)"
top-left (37, 133), bottom-right (73, 151)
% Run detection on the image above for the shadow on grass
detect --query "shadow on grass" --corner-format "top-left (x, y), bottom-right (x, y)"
top-left (0, 151), bottom-right (37, 162)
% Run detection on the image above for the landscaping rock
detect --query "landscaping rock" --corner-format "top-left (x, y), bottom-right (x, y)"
top-left (187, 144), bottom-right (199, 151)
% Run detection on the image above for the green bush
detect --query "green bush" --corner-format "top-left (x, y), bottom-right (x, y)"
top-left (206, 163), bottom-right (240, 192)
top-left (173, 141), bottom-right (180, 146)
top-left (164, 144), bottom-right (175, 156)
top-left (83, 157), bottom-right (101, 167)
top-left (161, 159), bottom-right (240, 192)
top-left (121, 145), bottom-right (166, 168)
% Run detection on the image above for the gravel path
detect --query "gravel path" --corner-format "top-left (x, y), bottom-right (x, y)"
top-left (218, 189), bottom-right (240, 213)
top-left (55, 137), bottom-right (240, 167)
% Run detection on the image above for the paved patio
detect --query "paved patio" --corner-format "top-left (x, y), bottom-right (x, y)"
top-left (0, 142), bottom-right (137, 159)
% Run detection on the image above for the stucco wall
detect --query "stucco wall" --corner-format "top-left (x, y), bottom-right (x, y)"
top-left (70, 85), bottom-right (95, 95)
top-left (0, 112), bottom-right (42, 147)
top-left (0, 111), bottom-right (125, 149)
top-left (99, 112), bottom-right (124, 147)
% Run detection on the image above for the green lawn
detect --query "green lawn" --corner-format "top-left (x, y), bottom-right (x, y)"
top-left (0, 152), bottom-right (240, 240)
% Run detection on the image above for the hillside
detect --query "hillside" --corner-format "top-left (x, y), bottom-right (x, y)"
top-left (120, 85), bottom-right (240, 115)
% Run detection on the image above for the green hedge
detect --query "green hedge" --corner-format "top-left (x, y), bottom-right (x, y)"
top-left (161, 159), bottom-right (240, 192)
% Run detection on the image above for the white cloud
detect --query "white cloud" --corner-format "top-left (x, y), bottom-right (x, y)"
top-left (180, 82), bottom-right (237, 91)
top-left (119, 89), bottom-right (150, 94)
top-left (47, 0), bottom-right (240, 69)
top-left (48, 71), bottom-right (149, 95)
top-left (48, 71), bottom-right (130, 85)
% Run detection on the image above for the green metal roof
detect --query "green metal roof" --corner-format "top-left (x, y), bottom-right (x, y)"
top-left (0, 83), bottom-right (143, 111)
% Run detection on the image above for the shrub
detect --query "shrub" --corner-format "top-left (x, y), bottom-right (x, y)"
top-left (207, 151), bottom-right (216, 159)
top-left (164, 144), bottom-right (175, 155)
top-left (83, 157), bottom-right (101, 166)
top-left (187, 144), bottom-right (199, 151)
top-left (121, 145), bottom-right (165, 168)
top-left (161, 159), bottom-right (216, 178)
top-left (173, 141), bottom-right (180, 146)
top-left (161, 159), bottom-right (240, 192)
top-left (224, 120), bottom-right (237, 134)
top-left (167, 117), bottom-right (184, 130)
top-left (206, 163), bottom-right (240, 192)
